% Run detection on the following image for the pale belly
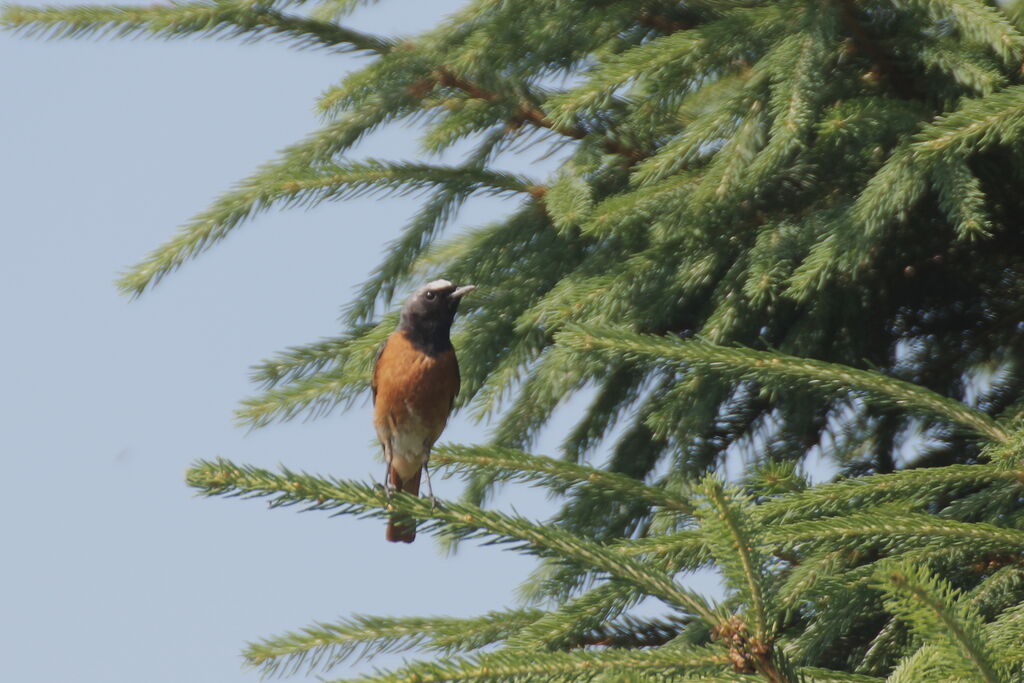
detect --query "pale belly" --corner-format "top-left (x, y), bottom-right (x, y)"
top-left (372, 330), bottom-right (459, 480)
top-left (382, 407), bottom-right (436, 479)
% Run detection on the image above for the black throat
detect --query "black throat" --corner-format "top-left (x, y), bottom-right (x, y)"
top-left (398, 316), bottom-right (454, 356)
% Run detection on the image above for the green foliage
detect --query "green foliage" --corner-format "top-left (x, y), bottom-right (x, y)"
top-left (431, 443), bottom-right (694, 513)
top-left (694, 478), bottom-right (771, 640)
top-left (13, 0), bottom-right (1024, 679)
top-left (876, 562), bottom-right (1006, 682)
top-left (322, 645), bottom-right (731, 683)
top-left (557, 324), bottom-right (1010, 444)
top-left (244, 609), bottom-right (544, 677)
top-left (186, 444), bottom-right (1024, 680)
top-left (0, 1), bottom-right (393, 51)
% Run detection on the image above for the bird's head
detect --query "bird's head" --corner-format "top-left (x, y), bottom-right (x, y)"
top-left (398, 279), bottom-right (476, 350)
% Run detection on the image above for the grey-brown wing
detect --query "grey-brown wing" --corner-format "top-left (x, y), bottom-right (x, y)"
top-left (451, 353), bottom-right (460, 411)
top-left (371, 338), bottom-right (388, 406)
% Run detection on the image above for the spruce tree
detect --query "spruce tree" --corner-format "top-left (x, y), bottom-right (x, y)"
top-left (7, 0), bottom-right (1024, 680)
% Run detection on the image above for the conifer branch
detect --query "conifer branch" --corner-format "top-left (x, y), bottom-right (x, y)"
top-left (834, 0), bottom-right (916, 99)
top-left (776, 549), bottom-right (850, 613)
top-left (770, 510), bottom-right (1024, 554)
top-left (630, 74), bottom-right (758, 187)
top-left (281, 161), bottom-right (538, 199)
top-left (984, 601), bottom-right (1024, 668)
top-left (236, 366), bottom-right (362, 426)
top-left (306, 0), bottom-right (376, 24)
top-left (0, 1), bottom-right (392, 53)
top-left (430, 67), bottom-right (644, 161)
top-left (14, 2), bottom-right (1024, 679)
top-left (186, 459), bottom-right (719, 623)
top-left (431, 443), bottom-right (694, 513)
top-left (527, 609), bottom-right (686, 651)
top-left (931, 157), bottom-right (993, 239)
top-left (508, 580), bottom-right (645, 650)
top-left (236, 319), bottom-right (387, 426)
top-left (911, 84), bottom-right (1024, 157)
top-left (736, 27), bottom-right (831, 198)
top-left (343, 188), bottom-right (472, 323)
top-left (582, 173), bottom-right (701, 236)
top-left (244, 610), bottom-right (544, 678)
top-left (557, 325), bottom-right (1011, 444)
top-left (344, 128), bottom-right (515, 323)
top-left (757, 464), bottom-right (1024, 524)
top-left (506, 573), bottom-right (690, 651)
top-left (613, 530), bottom-right (712, 567)
top-left (697, 478), bottom-right (770, 641)
top-left (320, 645), bottom-right (732, 683)
top-left (483, 344), bottom-right (594, 451)
top-left (566, 614), bottom-right (687, 649)
top-left (798, 670), bottom-right (883, 682)
top-left (559, 365), bottom-right (646, 463)
top-left (877, 562), bottom-right (1005, 683)
top-left (544, 173), bottom-right (594, 233)
top-left (983, 427), bottom-right (1024, 467)
top-left (885, 646), bottom-right (946, 682)
top-left (814, 84), bottom-right (1024, 281)
top-left (117, 160), bottom-right (534, 296)
top-left (900, 0), bottom-right (1024, 67)
top-left (248, 333), bottom-right (357, 389)
top-left (916, 37), bottom-right (1006, 96)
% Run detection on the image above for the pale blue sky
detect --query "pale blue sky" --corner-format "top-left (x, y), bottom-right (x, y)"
top-left (1, 3), bottom-right (717, 680)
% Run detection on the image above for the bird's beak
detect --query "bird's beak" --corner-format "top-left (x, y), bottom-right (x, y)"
top-left (452, 284), bottom-right (476, 299)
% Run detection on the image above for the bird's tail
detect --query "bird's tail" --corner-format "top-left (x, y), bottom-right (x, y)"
top-left (386, 467), bottom-right (421, 543)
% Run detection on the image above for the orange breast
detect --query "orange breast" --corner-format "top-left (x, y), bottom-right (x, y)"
top-left (373, 331), bottom-right (460, 451)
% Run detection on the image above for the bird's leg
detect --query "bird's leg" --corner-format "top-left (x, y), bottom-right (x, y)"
top-left (381, 443), bottom-right (394, 499)
top-left (422, 457), bottom-right (437, 510)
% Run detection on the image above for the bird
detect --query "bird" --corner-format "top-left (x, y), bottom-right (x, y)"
top-left (372, 279), bottom-right (475, 543)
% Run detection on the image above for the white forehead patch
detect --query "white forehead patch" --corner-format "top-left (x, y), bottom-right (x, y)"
top-left (421, 279), bottom-right (454, 293)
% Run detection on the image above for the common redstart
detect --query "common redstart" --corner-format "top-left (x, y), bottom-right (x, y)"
top-left (372, 279), bottom-right (475, 542)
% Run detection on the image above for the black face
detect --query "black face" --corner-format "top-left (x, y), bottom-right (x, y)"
top-left (398, 280), bottom-right (475, 354)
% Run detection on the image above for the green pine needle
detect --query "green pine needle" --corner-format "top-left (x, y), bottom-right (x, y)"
top-left (432, 443), bottom-right (694, 513)
top-left (1, 1), bottom-right (393, 52)
top-left (244, 609), bottom-right (544, 677)
top-left (877, 562), bottom-right (1006, 683)
top-left (557, 325), bottom-right (1011, 444)
top-left (186, 459), bottom-right (719, 623)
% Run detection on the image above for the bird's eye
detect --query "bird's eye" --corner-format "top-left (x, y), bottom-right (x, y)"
top-left (424, 290), bottom-right (436, 300)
